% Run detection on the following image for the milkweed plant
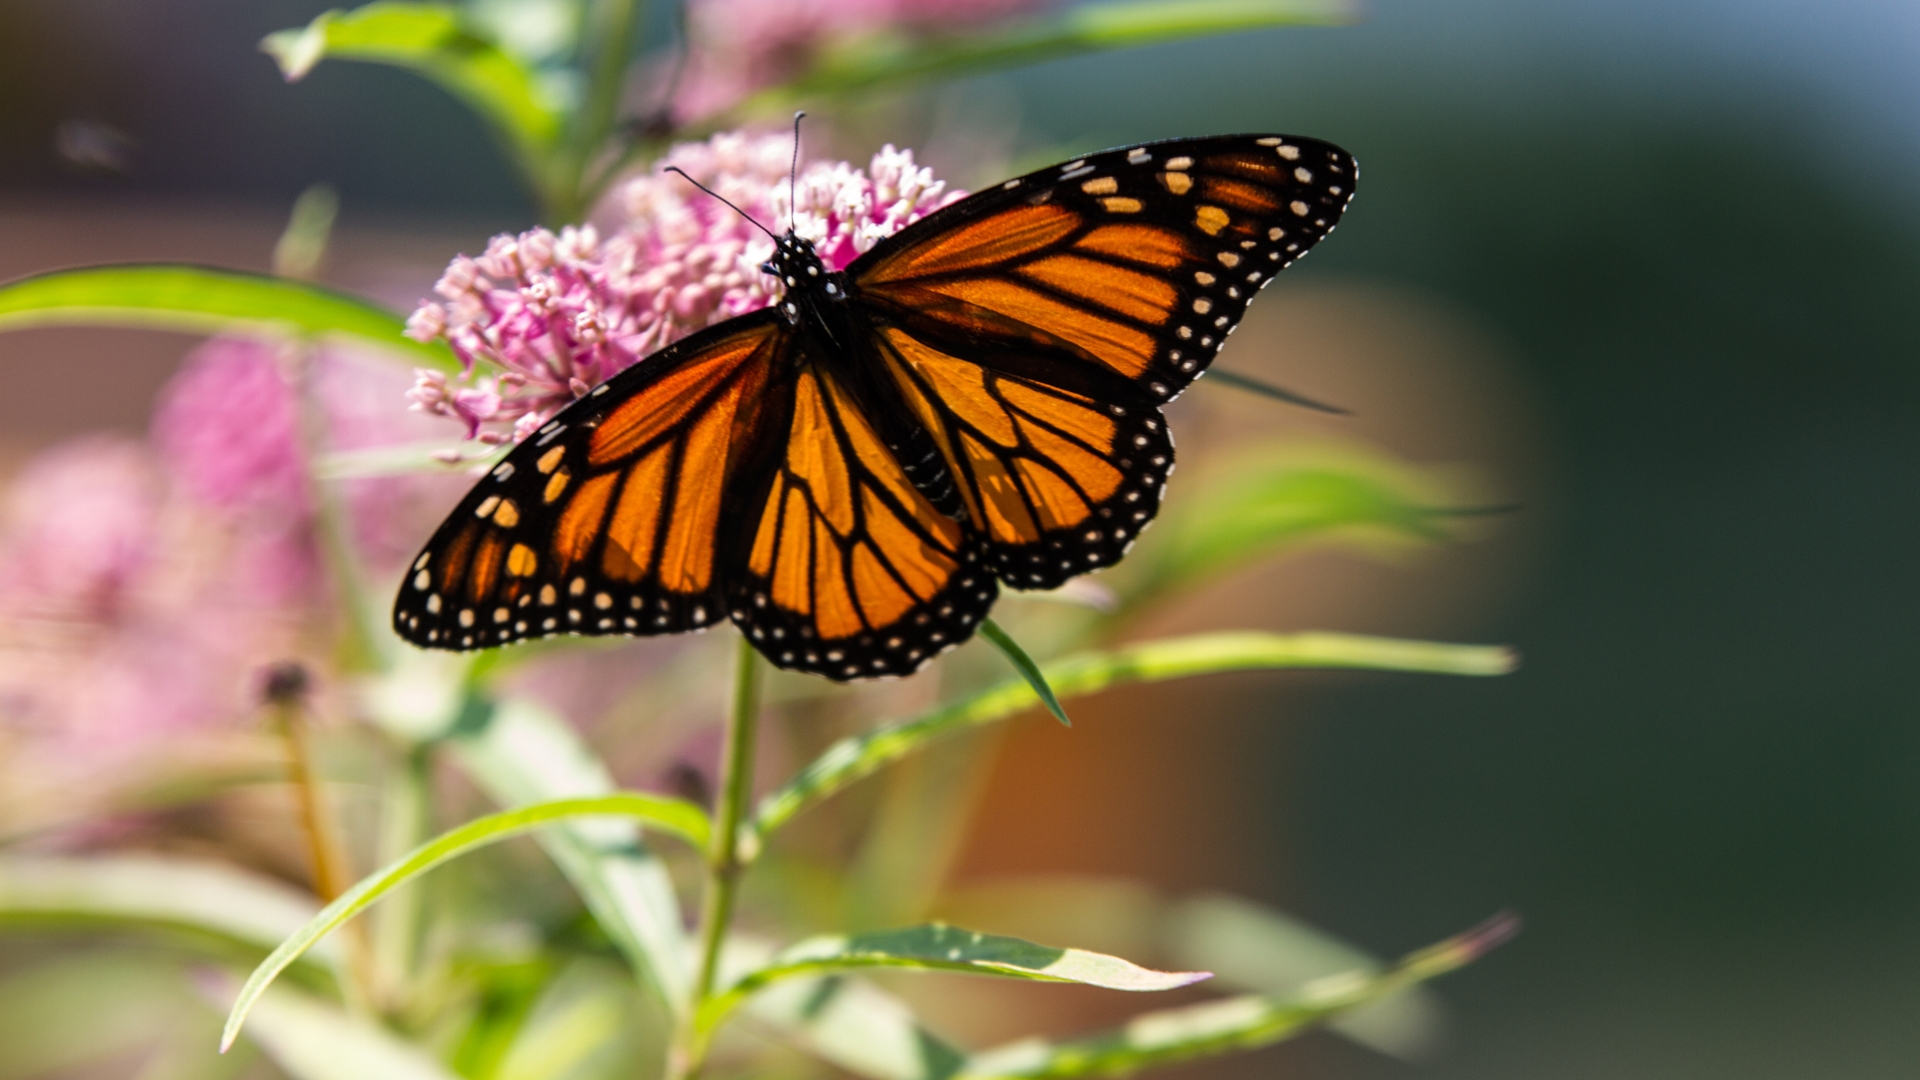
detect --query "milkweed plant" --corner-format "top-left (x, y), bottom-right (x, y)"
top-left (0, 2), bottom-right (1520, 1078)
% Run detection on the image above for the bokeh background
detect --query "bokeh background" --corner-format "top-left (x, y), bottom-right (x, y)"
top-left (2, 0), bottom-right (1917, 1077)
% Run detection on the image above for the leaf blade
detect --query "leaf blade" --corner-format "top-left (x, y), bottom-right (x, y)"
top-left (959, 914), bottom-right (1519, 1078)
top-left (0, 265), bottom-right (457, 372)
top-left (704, 924), bottom-right (1207, 1033)
top-left (262, 3), bottom-right (562, 185)
top-left (728, 0), bottom-right (1355, 111)
top-left (755, 631), bottom-right (1516, 836)
top-left (980, 618), bottom-right (1071, 727)
top-left (220, 792), bottom-right (709, 1052)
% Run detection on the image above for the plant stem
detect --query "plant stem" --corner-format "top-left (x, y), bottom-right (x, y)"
top-left (671, 636), bottom-right (762, 1080)
top-left (267, 668), bottom-right (378, 1010)
top-left (562, 0), bottom-right (647, 221)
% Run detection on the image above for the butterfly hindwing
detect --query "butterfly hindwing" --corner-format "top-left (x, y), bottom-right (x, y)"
top-left (393, 313), bottom-right (787, 649)
top-left (726, 352), bottom-right (998, 680)
top-left (853, 134), bottom-right (1355, 404)
top-left (870, 322), bottom-right (1172, 589)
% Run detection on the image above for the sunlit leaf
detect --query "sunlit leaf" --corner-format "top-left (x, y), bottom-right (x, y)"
top-left (1162, 895), bottom-right (1441, 1060)
top-left (442, 695), bottom-right (697, 1012)
top-left (749, 970), bottom-right (968, 1080)
top-left (312, 441), bottom-right (505, 480)
top-left (0, 265), bottom-right (456, 371)
top-left (262, 3), bottom-right (563, 195)
top-left (702, 924), bottom-right (1207, 1033)
top-left (1201, 368), bottom-right (1349, 414)
top-left (980, 619), bottom-right (1071, 727)
top-left (492, 959), bottom-right (645, 1080)
top-left (935, 877), bottom-right (1440, 1061)
top-left (0, 855), bottom-right (339, 968)
top-left (1126, 448), bottom-right (1465, 602)
top-left (228, 978), bottom-right (463, 1080)
top-left (755, 631), bottom-right (1516, 837)
top-left (725, 0), bottom-right (1354, 116)
top-left (959, 915), bottom-right (1518, 1078)
top-left (0, 953), bottom-right (213, 1080)
top-left (220, 792), bottom-right (708, 1051)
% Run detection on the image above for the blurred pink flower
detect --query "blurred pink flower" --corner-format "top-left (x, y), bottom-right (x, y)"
top-left (0, 437), bottom-right (305, 762)
top-left (312, 347), bottom-right (471, 571)
top-left (674, 0), bottom-right (1054, 120)
top-left (152, 337), bottom-right (309, 516)
top-left (407, 133), bottom-right (963, 442)
top-left (152, 337), bottom-right (317, 605)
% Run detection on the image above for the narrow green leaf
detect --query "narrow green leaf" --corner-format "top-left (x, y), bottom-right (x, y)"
top-left (1202, 368), bottom-right (1348, 414)
top-left (980, 618), bottom-right (1071, 727)
top-left (748, 971), bottom-right (967, 1080)
top-left (442, 696), bottom-right (696, 1012)
top-left (755, 631), bottom-right (1516, 837)
top-left (0, 855), bottom-right (338, 966)
top-left (220, 793), bottom-right (708, 1052)
top-left (224, 979), bottom-right (463, 1080)
top-left (262, 4), bottom-right (562, 193)
top-left (724, 0), bottom-right (1353, 115)
top-left (702, 924), bottom-right (1207, 1034)
top-left (1162, 895), bottom-right (1441, 1060)
top-left (312, 441), bottom-right (504, 480)
top-left (0, 265), bottom-right (457, 372)
top-left (1126, 450), bottom-right (1466, 602)
top-left (959, 914), bottom-right (1518, 1078)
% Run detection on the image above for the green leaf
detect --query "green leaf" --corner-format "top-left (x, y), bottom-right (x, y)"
top-left (225, 979), bottom-right (464, 1080)
top-left (0, 953), bottom-right (214, 1080)
top-left (0, 854), bottom-right (339, 967)
top-left (724, 0), bottom-right (1353, 115)
top-left (980, 618), bottom-right (1071, 727)
top-left (1201, 368), bottom-right (1348, 414)
top-left (1162, 895), bottom-right (1441, 1060)
top-left (747, 971), bottom-right (968, 1080)
top-left (0, 265), bottom-right (457, 372)
top-left (702, 924), bottom-right (1208, 1034)
top-left (441, 695), bottom-right (697, 1012)
top-left (312, 441), bottom-right (505, 480)
top-left (1128, 450), bottom-right (1463, 602)
top-left (755, 631), bottom-right (1516, 837)
top-left (959, 915), bottom-right (1518, 1078)
top-left (263, 4), bottom-right (562, 196)
top-left (220, 792), bottom-right (708, 1052)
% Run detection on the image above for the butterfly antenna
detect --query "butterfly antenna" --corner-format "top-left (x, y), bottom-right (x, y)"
top-left (662, 166), bottom-right (777, 241)
top-left (789, 111), bottom-right (806, 234)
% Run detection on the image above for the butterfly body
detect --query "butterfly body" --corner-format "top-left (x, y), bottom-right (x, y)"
top-left (395, 134), bottom-right (1356, 680)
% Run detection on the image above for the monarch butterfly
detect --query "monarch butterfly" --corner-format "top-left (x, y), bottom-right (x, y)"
top-left (393, 133), bottom-right (1355, 680)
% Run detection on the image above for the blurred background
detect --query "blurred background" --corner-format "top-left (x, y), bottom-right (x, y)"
top-left (1, 0), bottom-right (1917, 1077)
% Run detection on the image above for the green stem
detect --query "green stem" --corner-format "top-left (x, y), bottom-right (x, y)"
top-left (562, 0), bottom-right (647, 222)
top-left (671, 636), bottom-right (762, 1080)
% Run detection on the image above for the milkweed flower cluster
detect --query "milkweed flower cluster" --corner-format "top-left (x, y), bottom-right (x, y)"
top-left (406, 132), bottom-right (964, 443)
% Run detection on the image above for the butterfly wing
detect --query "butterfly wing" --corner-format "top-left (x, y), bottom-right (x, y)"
top-left (724, 344), bottom-right (996, 681)
top-left (847, 134), bottom-right (1355, 587)
top-left (393, 311), bottom-right (789, 649)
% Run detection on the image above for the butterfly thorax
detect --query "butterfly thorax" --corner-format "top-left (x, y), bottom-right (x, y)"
top-left (760, 232), bottom-right (849, 327)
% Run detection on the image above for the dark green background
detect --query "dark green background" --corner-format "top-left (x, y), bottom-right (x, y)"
top-left (2, 1), bottom-right (1916, 1075)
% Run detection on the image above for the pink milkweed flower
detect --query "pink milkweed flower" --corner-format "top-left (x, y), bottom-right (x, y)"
top-left (407, 132), bottom-right (965, 443)
top-left (672, 0), bottom-right (1056, 121)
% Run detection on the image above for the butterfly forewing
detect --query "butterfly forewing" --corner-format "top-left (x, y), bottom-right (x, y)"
top-left (853, 134), bottom-right (1355, 403)
top-left (727, 353), bottom-right (998, 679)
top-left (846, 134), bottom-right (1350, 586)
top-left (393, 313), bottom-right (787, 649)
